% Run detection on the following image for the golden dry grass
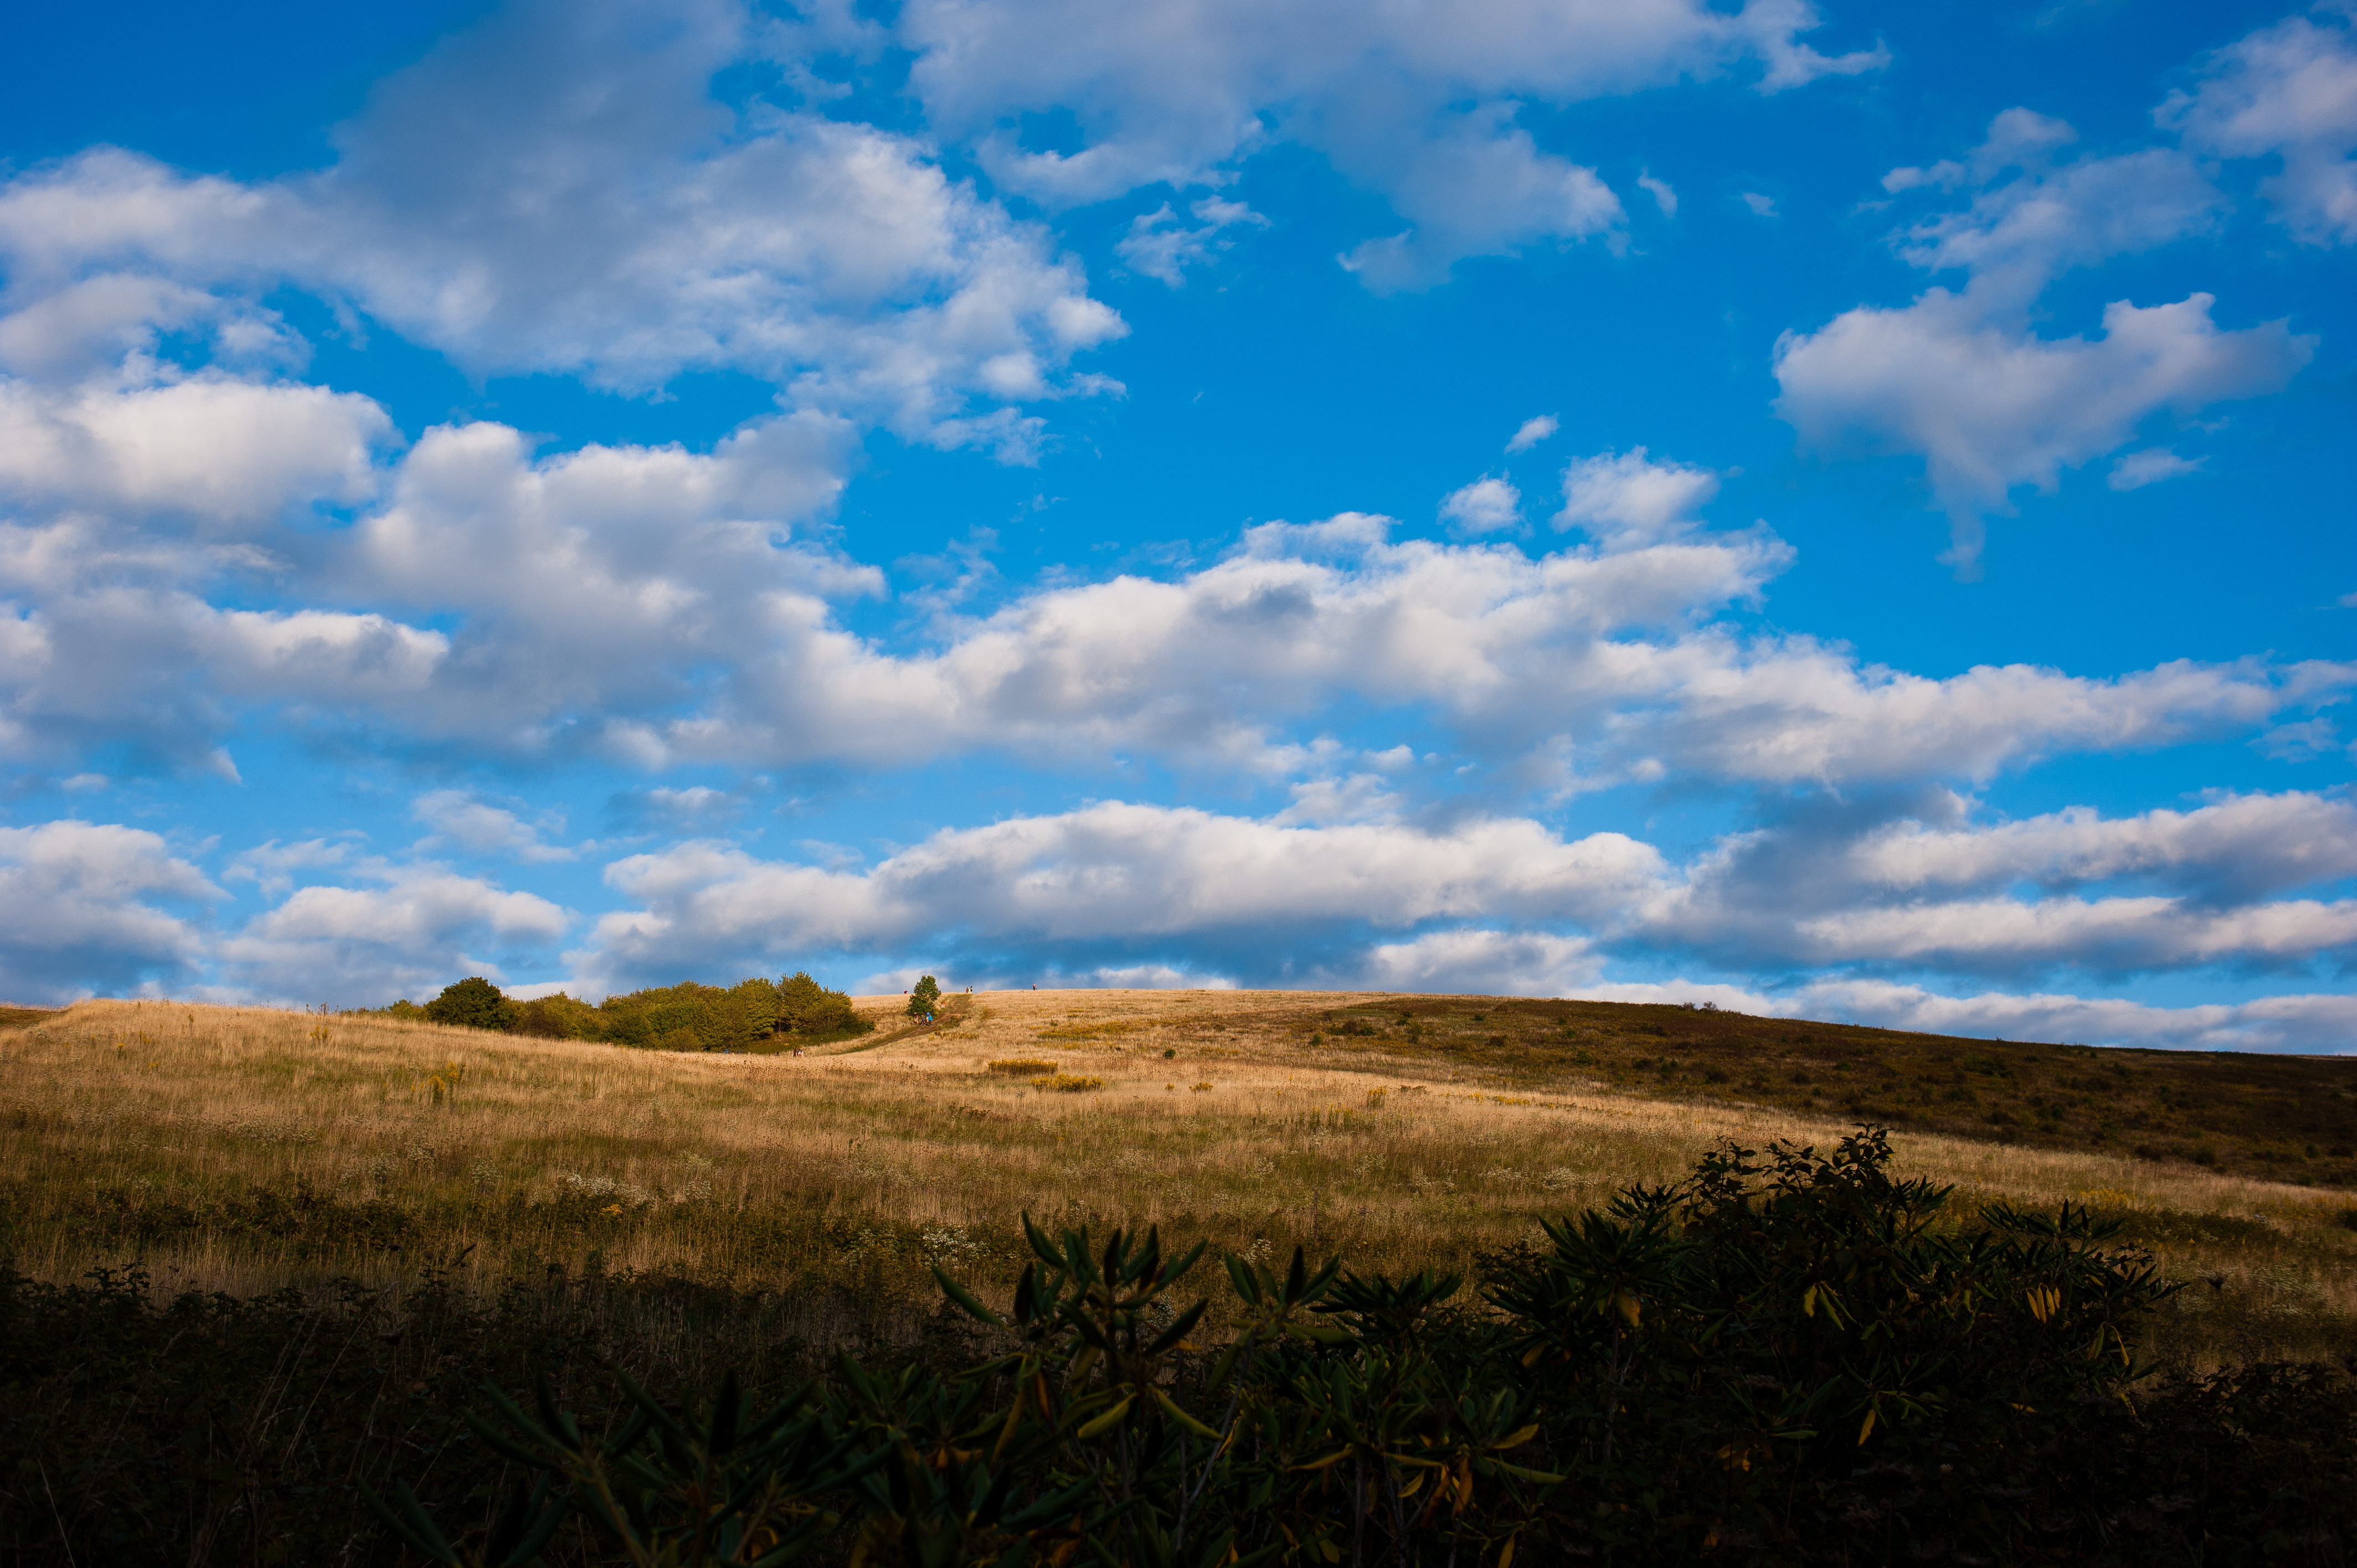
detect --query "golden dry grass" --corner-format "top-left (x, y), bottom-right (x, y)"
top-left (4, 991), bottom-right (2353, 1364)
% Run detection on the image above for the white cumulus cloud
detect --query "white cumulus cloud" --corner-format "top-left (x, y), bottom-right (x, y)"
top-left (2160, 9), bottom-right (2357, 245)
top-left (570, 801), bottom-right (1667, 992)
top-left (1777, 292), bottom-right (2307, 574)
top-left (0, 375), bottom-right (392, 529)
top-left (1637, 787), bottom-right (2357, 982)
top-left (1775, 108), bottom-right (2308, 572)
top-left (0, 0), bottom-right (1126, 449)
top-left (1439, 475), bottom-right (1522, 533)
top-left (1505, 414), bottom-right (1559, 453)
top-left (413, 791), bottom-right (577, 863)
top-left (219, 864), bottom-right (570, 1004)
top-left (0, 820), bottom-right (220, 1000)
top-left (1553, 447), bottom-right (1719, 548)
top-left (898, 0), bottom-right (1881, 281)
top-left (1115, 197), bottom-right (1268, 286)
top-left (2107, 447), bottom-right (2205, 491)
top-left (1357, 928), bottom-right (1601, 994)
top-left (1786, 979), bottom-right (2357, 1054)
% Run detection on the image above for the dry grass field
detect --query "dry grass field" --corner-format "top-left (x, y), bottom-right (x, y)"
top-left (3, 988), bottom-right (2354, 1368)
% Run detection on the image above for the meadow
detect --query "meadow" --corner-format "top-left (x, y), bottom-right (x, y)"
top-left (3, 987), bottom-right (2353, 1370)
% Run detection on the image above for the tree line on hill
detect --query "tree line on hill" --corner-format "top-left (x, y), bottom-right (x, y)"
top-left (356, 972), bottom-right (872, 1052)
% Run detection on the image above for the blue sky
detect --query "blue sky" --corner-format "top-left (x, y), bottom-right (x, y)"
top-left (2, 0), bottom-right (2354, 1050)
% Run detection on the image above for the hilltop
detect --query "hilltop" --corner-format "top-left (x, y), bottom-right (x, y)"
top-left (12, 984), bottom-right (2357, 1189)
top-left (1243, 992), bottom-right (2357, 1188)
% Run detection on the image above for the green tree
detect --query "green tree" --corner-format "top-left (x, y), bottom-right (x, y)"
top-left (906, 974), bottom-right (941, 1019)
top-left (598, 982), bottom-right (725, 1049)
top-left (511, 992), bottom-right (603, 1039)
top-left (422, 977), bottom-right (518, 1032)
top-left (717, 977), bottom-right (783, 1050)
top-left (777, 971), bottom-right (868, 1038)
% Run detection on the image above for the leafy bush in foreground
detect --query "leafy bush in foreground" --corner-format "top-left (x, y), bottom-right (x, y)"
top-left (357, 1128), bottom-right (2353, 1566)
top-left (5, 1129), bottom-right (2348, 1564)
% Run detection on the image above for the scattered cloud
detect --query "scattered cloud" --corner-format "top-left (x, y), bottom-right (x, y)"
top-left (412, 790), bottom-right (576, 863)
top-left (2251, 718), bottom-right (2341, 764)
top-left (0, 375), bottom-right (393, 525)
top-left (218, 864), bottom-right (569, 1004)
top-left (542, 780), bottom-right (2357, 1033)
top-left (1357, 928), bottom-right (1601, 994)
top-left (900, 0), bottom-right (1880, 281)
top-left (3, 466), bottom-right (2342, 791)
top-left (1847, 791), bottom-right (2357, 901)
top-left (1560, 976), bottom-right (2357, 1054)
top-left (1438, 474), bottom-right (1522, 533)
top-left (2160, 10), bottom-right (2357, 245)
top-left (0, 820), bottom-right (219, 1001)
top-left (0, 0), bottom-right (2335, 1047)
top-left (0, 1), bottom-right (1126, 448)
top-left (570, 801), bottom-right (1667, 993)
top-left (1888, 112), bottom-right (2220, 300)
top-left (625, 785), bottom-right (744, 829)
top-left (1504, 414), bottom-right (1558, 453)
top-left (1335, 111), bottom-right (1625, 290)
top-left (19, 775), bottom-right (2357, 1031)
top-left (1634, 787), bottom-right (2357, 982)
top-left (1777, 292), bottom-right (2307, 574)
top-left (2107, 446), bottom-right (2204, 490)
top-left (1115, 197), bottom-right (1268, 285)
top-left (1776, 108), bottom-right (2307, 572)
top-left (224, 837), bottom-right (366, 898)
top-left (1552, 447), bottom-right (1718, 548)
top-left (1780, 979), bottom-right (2357, 1054)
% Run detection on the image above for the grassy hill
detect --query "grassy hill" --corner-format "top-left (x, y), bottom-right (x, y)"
top-left (1, 989), bottom-right (2350, 1374)
top-left (1286, 994), bottom-right (2357, 1188)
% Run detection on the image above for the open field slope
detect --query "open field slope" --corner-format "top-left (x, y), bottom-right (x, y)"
top-left (3, 989), bottom-right (2354, 1367)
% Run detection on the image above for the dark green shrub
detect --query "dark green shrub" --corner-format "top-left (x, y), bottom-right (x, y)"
top-left (511, 992), bottom-right (603, 1039)
top-left (361, 998), bottom-right (429, 1020)
top-left (11, 1127), bottom-right (2353, 1566)
top-left (423, 977), bottom-right (518, 1031)
top-left (355, 1126), bottom-right (2357, 1567)
top-left (906, 974), bottom-right (942, 1019)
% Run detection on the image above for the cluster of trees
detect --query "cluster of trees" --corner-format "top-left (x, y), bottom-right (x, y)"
top-left (366, 1127), bottom-right (2356, 1565)
top-left (366, 973), bottom-right (872, 1052)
